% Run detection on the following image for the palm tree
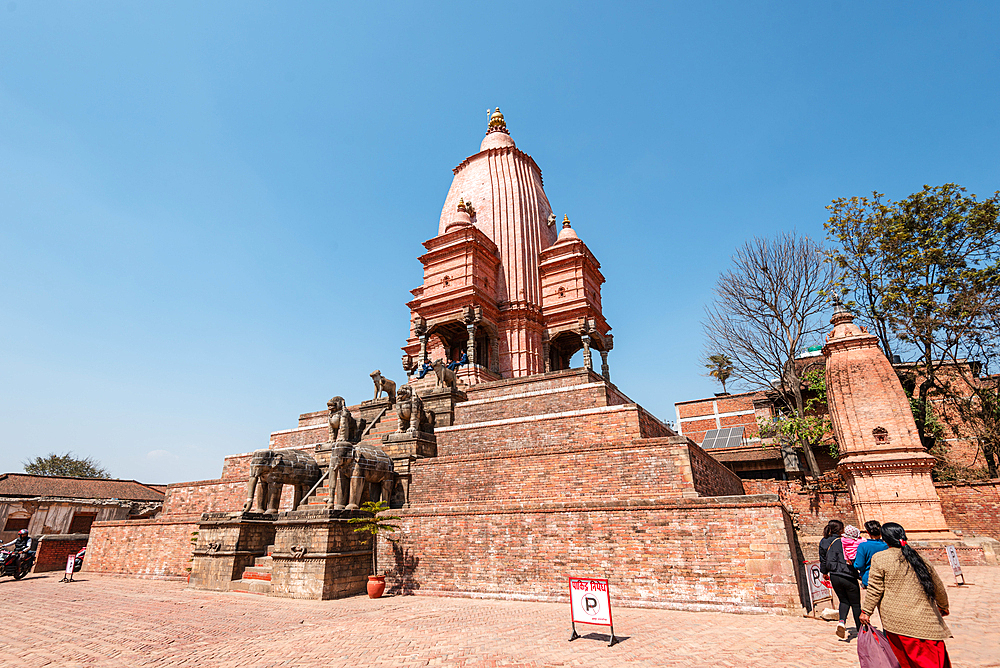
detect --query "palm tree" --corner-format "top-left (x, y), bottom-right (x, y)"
top-left (705, 354), bottom-right (734, 394)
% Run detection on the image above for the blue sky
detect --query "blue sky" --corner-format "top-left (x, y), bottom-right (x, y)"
top-left (2, 2), bottom-right (998, 483)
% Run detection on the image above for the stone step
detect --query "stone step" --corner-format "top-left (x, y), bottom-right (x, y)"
top-left (242, 566), bottom-right (272, 581)
top-left (228, 579), bottom-right (272, 595)
top-left (265, 545), bottom-right (275, 556)
top-left (253, 555), bottom-right (273, 567)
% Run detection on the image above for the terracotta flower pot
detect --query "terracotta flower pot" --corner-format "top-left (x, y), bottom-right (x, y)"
top-left (367, 574), bottom-right (386, 599)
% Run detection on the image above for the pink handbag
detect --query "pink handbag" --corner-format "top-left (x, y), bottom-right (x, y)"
top-left (858, 625), bottom-right (901, 668)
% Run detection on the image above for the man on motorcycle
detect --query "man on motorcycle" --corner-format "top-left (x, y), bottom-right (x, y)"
top-left (2, 529), bottom-right (36, 565)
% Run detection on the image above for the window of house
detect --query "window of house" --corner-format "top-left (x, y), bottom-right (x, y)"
top-left (69, 513), bottom-right (98, 534)
top-left (3, 516), bottom-right (30, 532)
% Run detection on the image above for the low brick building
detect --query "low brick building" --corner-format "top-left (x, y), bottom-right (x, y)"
top-left (0, 473), bottom-right (164, 571)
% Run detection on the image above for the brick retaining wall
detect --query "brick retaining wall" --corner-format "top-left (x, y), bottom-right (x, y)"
top-left (742, 479), bottom-right (859, 535)
top-left (84, 518), bottom-right (199, 580)
top-left (435, 405), bottom-right (642, 457)
top-left (936, 479), bottom-right (1000, 541)
top-left (409, 439), bottom-right (705, 506)
top-left (33, 534), bottom-right (89, 572)
top-left (380, 495), bottom-right (805, 614)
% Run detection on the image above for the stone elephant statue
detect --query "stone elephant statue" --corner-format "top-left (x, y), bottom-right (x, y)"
top-left (243, 448), bottom-right (321, 514)
top-left (328, 442), bottom-right (395, 510)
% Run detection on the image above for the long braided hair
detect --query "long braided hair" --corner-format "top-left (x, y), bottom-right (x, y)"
top-left (880, 522), bottom-right (936, 601)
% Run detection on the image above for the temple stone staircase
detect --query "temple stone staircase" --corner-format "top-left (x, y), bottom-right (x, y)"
top-left (228, 544), bottom-right (275, 595)
top-left (301, 403), bottom-right (398, 509)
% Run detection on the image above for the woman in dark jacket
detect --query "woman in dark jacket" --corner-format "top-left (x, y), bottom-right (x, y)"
top-left (819, 519), bottom-right (861, 638)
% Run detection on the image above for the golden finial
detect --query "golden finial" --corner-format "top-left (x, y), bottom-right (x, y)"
top-left (562, 214), bottom-right (571, 228)
top-left (458, 197), bottom-right (466, 212)
top-left (487, 107), bottom-right (508, 135)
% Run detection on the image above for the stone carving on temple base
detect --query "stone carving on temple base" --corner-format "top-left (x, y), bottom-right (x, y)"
top-left (396, 384), bottom-right (435, 435)
top-left (370, 370), bottom-right (397, 404)
top-left (329, 441), bottom-right (395, 510)
top-left (242, 448), bottom-right (321, 515)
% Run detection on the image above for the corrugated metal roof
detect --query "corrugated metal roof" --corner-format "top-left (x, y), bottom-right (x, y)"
top-left (0, 473), bottom-right (165, 501)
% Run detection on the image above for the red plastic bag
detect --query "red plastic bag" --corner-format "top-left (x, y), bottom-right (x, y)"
top-left (858, 625), bottom-right (901, 668)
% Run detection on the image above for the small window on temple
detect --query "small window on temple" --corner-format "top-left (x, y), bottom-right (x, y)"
top-left (558, 286), bottom-right (566, 298)
top-left (443, 275), bottom-right (451, 287)
top-left (872, 427), bottom-right (889, 445)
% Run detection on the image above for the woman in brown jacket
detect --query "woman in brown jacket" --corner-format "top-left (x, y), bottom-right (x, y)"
top-left (859, 522), bottom-right (951, 668)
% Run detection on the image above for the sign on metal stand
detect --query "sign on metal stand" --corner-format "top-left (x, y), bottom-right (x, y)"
top-left (805, 561), bottom-right (833, 616)
top-left (59, 554), bottom-right (75, 583)
top-left (568, 576), bottom-right (618, 647)
top-left (945, 545), bottom-right (964, 585)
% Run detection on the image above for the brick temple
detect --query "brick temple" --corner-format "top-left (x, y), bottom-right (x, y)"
top-left (86, 111), bottom-right (813, 613)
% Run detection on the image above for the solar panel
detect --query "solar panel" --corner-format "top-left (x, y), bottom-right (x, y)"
top-left (700, 426), bottom-right (746, 449)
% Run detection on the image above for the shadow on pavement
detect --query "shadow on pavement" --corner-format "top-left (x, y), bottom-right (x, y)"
top-left (582, 632), bottom-right (630, 645)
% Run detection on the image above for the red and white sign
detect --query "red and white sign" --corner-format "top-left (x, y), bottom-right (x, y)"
top-left (568, 577), bottom-right (613, 627)
top-left (806, 561), bottom-right (831, 604)
top-left (65, 554), bottom-right (76, 578)
top-left (945, 545), bottom-right (963, 582)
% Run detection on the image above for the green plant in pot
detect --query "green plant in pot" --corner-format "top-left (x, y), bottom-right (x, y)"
top-left (348, 500), bottom-right (400, 598)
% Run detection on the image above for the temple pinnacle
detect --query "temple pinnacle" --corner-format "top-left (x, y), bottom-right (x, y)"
top-left (562, 214), bottom-right (571, 228)
top-left (487, 107), bottom-right (508, 135)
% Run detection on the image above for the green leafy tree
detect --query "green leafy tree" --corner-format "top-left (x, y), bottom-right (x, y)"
top-left (826, 184), bottom-right (1000, 450)
top-left (758, 369), bottom-right (836, 460)
top-left (704, 353), bottom-right (734, 394)
top-left (348, 500), bottom-right (401, 576)
top-left (825, 192), bottom-right (897, 361)
top-left (23, 452), bottom-right (111, 479)
top-left (703, 232), bottom-right (833, 477)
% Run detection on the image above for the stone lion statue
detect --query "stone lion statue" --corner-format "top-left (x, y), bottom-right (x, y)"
top-left (370, 370), bottom-right (396, 404)
top-left (328, 395), bottom-right (365, 443)
top-left (396, 384), bottom-right (435, 434)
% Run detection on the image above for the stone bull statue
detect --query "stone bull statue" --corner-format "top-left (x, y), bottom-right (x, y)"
top-left (243, 448), bottom-right (321, 514)
top-left (329, 442), bottom-right (395, 510)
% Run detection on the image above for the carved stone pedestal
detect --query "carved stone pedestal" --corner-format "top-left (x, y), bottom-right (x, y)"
top-left (189, 512), bottom-right (276, 591)
top-left (382, 431), bottom-right (437, 459)
top-left (419, 387), bottom-right (467, 427)
top-left (269, 508), bottom-right (372, 599)
top-left (381, 431), bottom-right (437, 508)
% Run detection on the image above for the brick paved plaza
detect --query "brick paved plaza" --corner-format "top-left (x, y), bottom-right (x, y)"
top-left (1, 567), bottom-right (997, 667)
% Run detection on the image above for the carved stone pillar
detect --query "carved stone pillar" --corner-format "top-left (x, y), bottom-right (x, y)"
top-left (490, 336), bottom-right (500, 374)
top-left (542, 331), bottom-right (551, 373)
top-left (600, 349), bottom-right (610, 382)
top-left (581, 333), bottom-right (593, 371)
top-left (466, 323), bottom-right (477, 366)
top-left (419, 335), bottom-right (428, 364)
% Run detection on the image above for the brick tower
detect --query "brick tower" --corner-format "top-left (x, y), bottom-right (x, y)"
top-left (401, 109), bottom-right (612, 384)
top-left (823, 304), bottom-right (954, 539)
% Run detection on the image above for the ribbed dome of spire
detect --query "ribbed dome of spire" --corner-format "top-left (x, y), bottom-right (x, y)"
top-left (439, 110), bottom-right (556, 305)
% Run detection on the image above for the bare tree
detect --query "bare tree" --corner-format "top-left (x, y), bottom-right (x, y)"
top-left (703, 232), bottom-right (834, 477)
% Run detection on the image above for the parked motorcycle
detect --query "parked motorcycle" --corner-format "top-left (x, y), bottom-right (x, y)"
top-left (0, 548), bottom-right (35, 580)
top-left (73, 546), bottom-right (86, 573)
